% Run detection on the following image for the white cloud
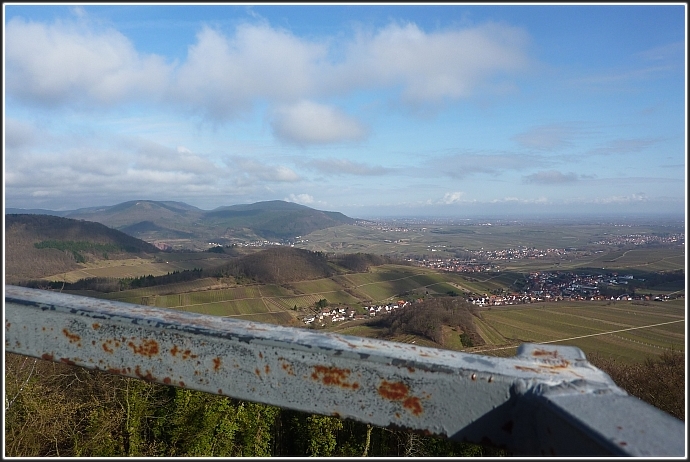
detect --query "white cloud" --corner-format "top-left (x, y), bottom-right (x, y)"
top-left (441, 191), bottom-right (465, 204)
top-left (225, 156), bottom-right (301, 184)
top-left (174, 25), bottom-right (326, 119)
top-left (285, 193), bottom-right (315, 205)
top-left (271, 101), bottom-right (368, 145)
top-left (589, 193), bottom-right (649, 204)
top-left (331, 21), bottom-right (531, 105)
top-left (5, 17), bottom-right (171, 106)
top-left (5, 17), bottom-right (531, 122)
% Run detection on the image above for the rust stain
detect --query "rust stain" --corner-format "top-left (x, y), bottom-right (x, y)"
top-left (163, 377), bottom-right (172, 384)
top-left (91, 340), bottom-right (96, 346)
top-left (258, 352), bottom-right (263, 359)
top-left (171, 345), bottom-right (179, 356)
top-left (60, 357), bottom-right (76, 366)
top-left (378, 380), bottom-right (409, 401)
top-left (41, 353), bottom-right (54, 361)
top-left (179, 381), bottom-right (185, 387)
top-left (403, 397), bottom-right (423, 416)
top-left (42, 327), bottom-right (46, 331)
top-left (62, 328), bottom-right (81, 344)
top-left (218, 389), bottom-right (223, 394)
top-left (311, 365), bottom-right (359, 390)
top-left (128, 339), bottom-right (160, 357)
top-left (515, 365), bottom-right (541, 373)
top-left (213, 357), bottom-right (222, 371)
top-left (255, 368), bottom-right (261, 377)
top-left (181, 349), bottom-right (197, 360)
top-left (407, 367), bottom-right (415, 373)
top-left (265, 364), bottom-right (271, 374)
top-left (107, 367), bottom-right (127, 375)
top-left (134, 365), bottom-right (155, 381)
top-left (102, 342), bottom-right (114, 354)
top-left (281, 361), bottom-right (295, 376)
top-left (92, 323), bottom-right (101, 330)
top-left (378, 380), bottom-right (424, 415)
top-left (532, 348), bottom-right (559, 358)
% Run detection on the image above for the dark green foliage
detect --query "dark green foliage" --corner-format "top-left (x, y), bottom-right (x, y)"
top-left (459, 332), bottom-right (474, 347)
top-left (34, 240), bottom-right (122, 253)
top-left (19, 268), bottom-right (206, 292)
top-left (316, 298), bottom-right (328, 308)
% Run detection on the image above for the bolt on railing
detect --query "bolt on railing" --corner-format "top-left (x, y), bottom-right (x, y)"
top-left (4, 285), bottom-right (686, 456)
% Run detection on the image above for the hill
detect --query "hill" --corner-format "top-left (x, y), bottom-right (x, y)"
top-left (5, 214), bottom-right (159, 284)
top-left (204, 200), bottom-right (355, 240)
top-left (214, 247), bottom-right (335, 284)
top-left (6, 200), bottom-right (355, 246)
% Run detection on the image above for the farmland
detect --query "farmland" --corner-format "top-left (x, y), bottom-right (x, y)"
top-left (25, 216), bottom-right (685, 368)
top-left (58, 256), bottom-right (685, 366)
top-left (466, 300), bottom-right (684, 363)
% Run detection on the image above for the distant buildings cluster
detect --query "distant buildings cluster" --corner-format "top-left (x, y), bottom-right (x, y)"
top-left (468, 271), bottom-right (681, 306)
top-left (303, 300), bottom-right (409, 325)
top-left (592, 233), bottom-right (684, 246)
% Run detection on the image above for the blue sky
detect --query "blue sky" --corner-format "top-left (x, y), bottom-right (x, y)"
top-left (3, 3), bottom-right (686, 218)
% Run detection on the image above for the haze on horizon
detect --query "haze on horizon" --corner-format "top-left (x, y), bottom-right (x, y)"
top-left (3, 4), bottom-right (686, 220)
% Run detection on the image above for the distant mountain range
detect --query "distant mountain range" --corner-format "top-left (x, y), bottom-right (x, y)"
top-left (6, 200), bottom-right (356, 247)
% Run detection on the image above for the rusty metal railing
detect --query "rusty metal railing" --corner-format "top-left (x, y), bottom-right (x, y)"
top-left (4, 285), bottom-right (686, 456)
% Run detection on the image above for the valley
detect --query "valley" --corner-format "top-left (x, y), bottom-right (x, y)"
top-left (6, 204), bottom-right (684, 366)
top-left (4, 202), bottom-right (685, 458)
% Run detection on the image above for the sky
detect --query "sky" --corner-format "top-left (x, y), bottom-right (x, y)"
top-left (3, 3), bottom-right (687, 219)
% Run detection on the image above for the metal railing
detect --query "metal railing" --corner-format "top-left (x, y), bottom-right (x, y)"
top-left (4, 285), bottom-right (685, 456)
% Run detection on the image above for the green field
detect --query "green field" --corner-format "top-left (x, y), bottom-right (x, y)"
top-left (58, 246), bottom-right (683, 368)
top-left (473, 301), bottom-right (684, 363)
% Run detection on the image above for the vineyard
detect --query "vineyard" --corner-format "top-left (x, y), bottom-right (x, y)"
top-left (473, 300), bottom-right (684, 363)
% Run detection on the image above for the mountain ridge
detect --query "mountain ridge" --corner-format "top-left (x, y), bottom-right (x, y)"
top-left (5, 199), bottom-right (356, 248)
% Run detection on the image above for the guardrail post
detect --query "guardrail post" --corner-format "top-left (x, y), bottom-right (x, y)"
top-left (4, 285), bottom-right (685, 456)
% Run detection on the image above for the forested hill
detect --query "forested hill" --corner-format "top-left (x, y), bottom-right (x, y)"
top-left (6, 199), bottom-right (356, 242)
top-left (214, 247), bottom-right (334, 284)
top-left (5, 214), bottom-right (159, 283)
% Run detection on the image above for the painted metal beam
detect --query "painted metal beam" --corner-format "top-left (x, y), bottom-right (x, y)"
top-left (4, 285), bottom-right (685, 456)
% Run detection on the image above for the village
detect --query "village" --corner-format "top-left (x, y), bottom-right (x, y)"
top-left (468, 271), bottom-right (681, 307)
top-left (302, 300), bottom-right (410, 326)
top-left (414, 246), bottom-right (592, 273)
